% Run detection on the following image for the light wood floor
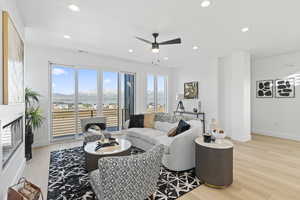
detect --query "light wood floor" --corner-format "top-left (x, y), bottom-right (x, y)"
top-left (23, 134), bottom-right (300, 200)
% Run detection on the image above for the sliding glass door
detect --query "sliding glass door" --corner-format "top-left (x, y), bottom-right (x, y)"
top-left (78, 69), bottom-right (98, 132)
top-left (103, 72), bottom-right (119, 131)
top-left (52, 66), bottom-right (76, 138)
top-left (120, 72), bottom-right (135, 128)
top-left (51, 64), bottom-right (135, 140)
top-left (102, 72), bottom-right (135, 131)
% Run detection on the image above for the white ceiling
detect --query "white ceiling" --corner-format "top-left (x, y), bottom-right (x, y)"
top-left (18, 0), bottom-right (300, 67)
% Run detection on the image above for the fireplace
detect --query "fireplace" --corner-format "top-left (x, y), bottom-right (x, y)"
top-left (1, 116), bottom-right (23, 168)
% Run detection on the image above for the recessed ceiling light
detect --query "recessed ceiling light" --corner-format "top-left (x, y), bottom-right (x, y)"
top-left (201, 0), bottom-right (211, 8)
top-left (68, 4), bottom-right (80, 12)
top-left (64, 35), bottom-right (71, 39)
top-left (164, 57), bottom-right (169, 60)
top-left (241, 27), bottom-right (249, 33)
top-left (128, 49), bottom-right (133, 53)
top-left (193, 46), bottom-right (199, 50)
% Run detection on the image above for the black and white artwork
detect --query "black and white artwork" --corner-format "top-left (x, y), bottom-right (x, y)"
top-left (256, 80), bottom-right (273, 98)
top-left (275, 78), bottom-right (295, 98)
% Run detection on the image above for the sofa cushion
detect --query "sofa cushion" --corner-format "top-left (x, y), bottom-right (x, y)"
top-left (144, 113), bottom-right (155, 128)
top-left (154, 121), bottom-right (178, 133)
top-left (126, 128), bottom-right (166, 148)
top-left (129, 114), bottom-right (144, 128)
top-left (128, 128), bottom-right (165, 138)
top-left (175, 120), bottom-right (191, 136)
top-left (126, 128), bottom-right (175, 154)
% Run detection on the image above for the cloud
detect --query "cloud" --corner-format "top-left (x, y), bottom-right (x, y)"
top-left (52, 68), bottom-right (67, 75)
top-left (52, 83), bottom-right (56, 88)
top-left (104, 79), bottom-right (111, 84)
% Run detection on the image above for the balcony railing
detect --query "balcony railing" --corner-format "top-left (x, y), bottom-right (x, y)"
top-left (52, 109), bottom-right (118, 138)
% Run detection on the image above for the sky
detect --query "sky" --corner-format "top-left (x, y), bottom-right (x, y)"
top-left (52, 66), bottom-right (118, 94)
top-left (52, 65), bottom-right (165, 95)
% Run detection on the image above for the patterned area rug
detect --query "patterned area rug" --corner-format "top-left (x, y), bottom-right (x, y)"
top-left (48, 146), bottom-right (201, 200)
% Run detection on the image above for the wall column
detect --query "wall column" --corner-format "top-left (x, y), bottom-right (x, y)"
top-left (218, 51), bottom-right (251, 142)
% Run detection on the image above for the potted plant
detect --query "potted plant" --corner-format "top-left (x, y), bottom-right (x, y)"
top-left (25, 88), bottom-right (44, 160)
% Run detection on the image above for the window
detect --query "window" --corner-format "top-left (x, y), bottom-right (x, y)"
top-left (146, 75), bottom-right (155, 112)
top-left (157, 76), bottom-right (167, 112)
top-left (146, 75), bottom-right (167, 113)
top-left (51, 64), bottom-right (136, 140)
top-left (78, 69), bottom-right (98, 131)
top-left (103, 72), bottom-right (119, 130)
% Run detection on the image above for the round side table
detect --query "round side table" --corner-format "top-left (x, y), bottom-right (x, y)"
top-left (195, 137), bottom-right (233, 188)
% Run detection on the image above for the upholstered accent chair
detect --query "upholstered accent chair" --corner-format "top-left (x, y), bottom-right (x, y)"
top-left (80, 117), bottom-right (111, 146)
top-left (89, 145), bottom-right (164, 200)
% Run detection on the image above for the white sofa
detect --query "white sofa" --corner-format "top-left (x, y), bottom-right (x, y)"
top-left (123, 113), bottom-right (203, 171)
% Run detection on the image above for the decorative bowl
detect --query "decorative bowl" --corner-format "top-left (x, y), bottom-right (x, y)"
top-left (211, 129), bottom-right (226, 143)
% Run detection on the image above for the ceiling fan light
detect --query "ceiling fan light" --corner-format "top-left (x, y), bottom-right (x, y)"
top-left (152, 48), bottom-right (159, 54)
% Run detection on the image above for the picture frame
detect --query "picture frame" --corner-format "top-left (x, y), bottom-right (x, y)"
top-left (275, 78), bottom-right (295, 98)
top-left (256, 80), bottom-right (273, 98)
top-left (184, 82), bottom-right (198, 99)
top-left (2, 11), bottom-right (25, 105)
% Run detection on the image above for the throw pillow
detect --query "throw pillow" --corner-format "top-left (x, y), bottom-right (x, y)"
top-left (129, 114), bottom-right (144, 128)
top-left (174, 120), bottom-right (191, 136)
top-left (144, 113), bottom-right (155, 128)
top-left (167, 127), bottom-right (177, 137)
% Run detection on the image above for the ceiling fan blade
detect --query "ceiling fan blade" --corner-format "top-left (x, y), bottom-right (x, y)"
top-left (135, 36), bottom-right (152, 44)
top-left (159, 38), bottom-right (181, 45)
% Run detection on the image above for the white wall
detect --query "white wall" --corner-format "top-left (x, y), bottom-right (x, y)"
top-left (0, 0), bottom-right (25, 199)
top-left (252, 52), bottom-right (300, 141)
top-left (171, 57), bottom-right (219, 130)
top-left (25, 44), bottom-right (174, 147)
top-left (0, 105), bottom-right (26, 199)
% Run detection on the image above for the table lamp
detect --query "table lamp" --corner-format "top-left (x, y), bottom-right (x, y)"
top-left (176, 94), bottom-right (185, 112)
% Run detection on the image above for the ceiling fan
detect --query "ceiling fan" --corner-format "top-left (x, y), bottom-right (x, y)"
top-left (135, 33), bottom-right (181, 53)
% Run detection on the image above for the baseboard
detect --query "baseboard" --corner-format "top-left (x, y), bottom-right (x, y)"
top-left (252, 129), bottom-right (300, 141)
top-left (32, 140), bottom-right (50, 148)
top-left (230, 134), bottom-right (252, 142)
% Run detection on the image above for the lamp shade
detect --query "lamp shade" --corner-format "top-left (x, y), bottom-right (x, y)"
top-left (176, 94), bottom-right (184, 101)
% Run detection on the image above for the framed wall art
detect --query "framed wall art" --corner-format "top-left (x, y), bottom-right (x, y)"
top-left (256, 80), bottom-right (273, 98)
top-left (275, 78), bottom-right (295, 98)
top-left (184, 82), bottom-right (198, 99)
top-left (2, 11), bottom-right (24, 104)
